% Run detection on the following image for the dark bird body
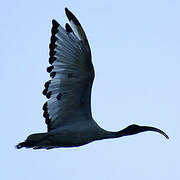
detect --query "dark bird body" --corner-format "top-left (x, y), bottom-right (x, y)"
top-left (16, 8), bottom-right (168, 150)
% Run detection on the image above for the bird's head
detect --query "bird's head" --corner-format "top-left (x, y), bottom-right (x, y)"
top-left (115, 124), bottom-right (169, 139)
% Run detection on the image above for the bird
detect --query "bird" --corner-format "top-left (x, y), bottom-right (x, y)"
top-left (16, 8), bottom-right (169, 150)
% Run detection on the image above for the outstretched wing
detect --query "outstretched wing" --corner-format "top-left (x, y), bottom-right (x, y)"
top-left (42, 8), bottom-right (94, 131)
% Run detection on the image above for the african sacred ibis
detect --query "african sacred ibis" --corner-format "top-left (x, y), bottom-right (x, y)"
top-left (16, 8), bottom-right (168, 150)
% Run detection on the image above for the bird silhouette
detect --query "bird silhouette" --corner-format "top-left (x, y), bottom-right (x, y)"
top-left (16, 8), bottom-right (169, 150)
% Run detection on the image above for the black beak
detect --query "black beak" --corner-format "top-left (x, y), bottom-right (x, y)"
top-left (141, 126), bottom-right (169, 139)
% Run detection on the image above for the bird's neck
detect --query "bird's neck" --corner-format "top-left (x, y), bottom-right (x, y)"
top-left (97, 128), bottom-right (127, 140)
top-left (110, 129), bottom-right (134, 138)
top-left (99, 126), bottom-right (143, 140)
top-left (99, 125), bottom-right (169, 140)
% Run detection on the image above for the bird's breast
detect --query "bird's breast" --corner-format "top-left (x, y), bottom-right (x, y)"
top-left (48, 122), bottom-right (100, 147)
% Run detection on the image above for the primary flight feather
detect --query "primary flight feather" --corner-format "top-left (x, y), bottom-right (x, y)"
top-left (16, 8), bottom-right (168, 150)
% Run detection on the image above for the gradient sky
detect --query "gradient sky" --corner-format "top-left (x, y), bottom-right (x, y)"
top-left (1, 0), bottom-right (180, 179)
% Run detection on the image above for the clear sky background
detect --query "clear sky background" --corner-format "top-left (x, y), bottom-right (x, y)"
top-left (1, 0), bottom-right (180, 179)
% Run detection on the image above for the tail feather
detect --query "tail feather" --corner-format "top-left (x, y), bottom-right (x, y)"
top-left (16, 133), bottom-right (48, 149)
top-left (16, 141), bottom-right (36, 149)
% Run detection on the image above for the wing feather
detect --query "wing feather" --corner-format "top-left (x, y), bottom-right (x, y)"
top-left (42, 8), bottom-right (94, 131)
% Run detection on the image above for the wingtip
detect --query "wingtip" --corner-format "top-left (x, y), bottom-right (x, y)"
top-left (65, 7), bottom-right (72, 21)
top-left (66, 9), bottom-right (82, 29)
top-left (65, 7), bottom-right (69, 15)
top-left (52, 19), bottom-right (59, 28)
top-left (65, 23), bottom-right (73, 33)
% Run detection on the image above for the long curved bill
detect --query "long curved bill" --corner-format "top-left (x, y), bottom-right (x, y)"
top-left (142, 126), bottom-right (169, 139)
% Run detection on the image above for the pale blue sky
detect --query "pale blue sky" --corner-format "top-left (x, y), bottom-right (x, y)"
top-left (1, 0), bottom-right (180, 179)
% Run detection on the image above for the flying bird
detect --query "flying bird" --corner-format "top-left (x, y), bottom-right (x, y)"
top-left (16, 8), bottom-right (168, 150)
